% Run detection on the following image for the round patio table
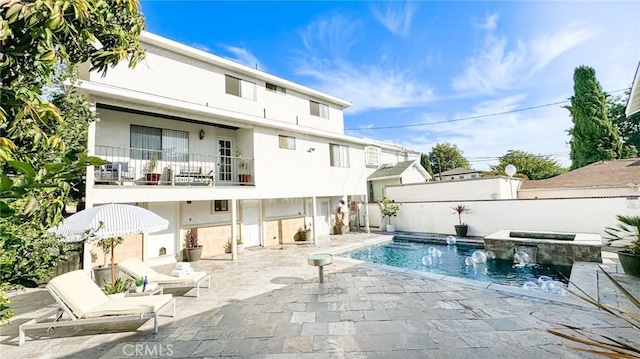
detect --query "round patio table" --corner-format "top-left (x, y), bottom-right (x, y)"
top-left (307, 254), bottom-right (333, 283)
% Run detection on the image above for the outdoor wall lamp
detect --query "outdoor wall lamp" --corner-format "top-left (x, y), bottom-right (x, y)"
top-left (307, 147), bottom-right (315, 153)
top-left (199, 129), bottom-right (205, 140)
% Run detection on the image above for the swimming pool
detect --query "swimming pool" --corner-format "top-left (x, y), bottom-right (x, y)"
top-left (339, 238), bottom-right (572, 287)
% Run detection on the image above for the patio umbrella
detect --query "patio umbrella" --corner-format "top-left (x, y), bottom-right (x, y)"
top-left (48, 203), bottom-right (169, 284)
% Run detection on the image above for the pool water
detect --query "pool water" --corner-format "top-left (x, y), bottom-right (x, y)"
top-left (340, 239), bottom-right (572, 286)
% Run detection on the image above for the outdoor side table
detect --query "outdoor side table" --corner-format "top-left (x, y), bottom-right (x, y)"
top-left (308, 254), bottom-right (333, 283)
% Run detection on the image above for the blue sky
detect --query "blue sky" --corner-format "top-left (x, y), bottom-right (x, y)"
top-left (141, 1), bottom-right (639, 170)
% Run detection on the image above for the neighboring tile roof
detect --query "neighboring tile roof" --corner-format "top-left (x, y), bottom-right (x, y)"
top-left (436, 167), bottom-right (479, 176)
top-left (368, 160), bottom-right (416, 180)
top-left (520, 158), bottom-right (640, 189)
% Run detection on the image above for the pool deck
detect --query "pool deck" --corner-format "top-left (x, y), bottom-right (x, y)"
top-left (2, 231), bottom-right (639, 358)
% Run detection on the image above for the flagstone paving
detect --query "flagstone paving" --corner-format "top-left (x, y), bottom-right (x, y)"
top-left (1, 232), bottom-right (639, 358)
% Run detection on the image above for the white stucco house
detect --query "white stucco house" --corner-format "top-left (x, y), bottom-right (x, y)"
top-left (627, 61), bottom-right (640, 116)
top-left (433, 167), bottom-right (482, 181)
top-left (77, 32), bottom-right (419, 267)
top-left (367, 159), bottom-right (431, 201)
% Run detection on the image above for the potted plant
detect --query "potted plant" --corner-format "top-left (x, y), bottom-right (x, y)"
top-left (102, 277), bottom-right (132, 299)
top-left (134, 277), bottom-right (145, 293)
top-left (237, 236), bottom-right (244, 253)
top-left (451, 204), bottom-right (471, 237)
top-left (94, 236), bottom-right (125, 287)
top-left (224, 237), bottom-right (243, 254)
top-left (379, 198), bottom-right (401, 232)
top-left (144, 155), bottom-right (160, 185)
top-left (605, 215), bottom-right (640, 277)
top-left (297, 224), bottom-right (312, 241)
top-left (184, 228), bottom-right (203, 262)
top-left (235, 148), bottom-right (250, 184)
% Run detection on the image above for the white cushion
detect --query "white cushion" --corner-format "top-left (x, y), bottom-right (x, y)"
top-left (118, 257), bottom-right (160, 279)
top-left (47, 270), bottom-right (108, 318)
top-left (151, 271), bottom-right (207, 284)
top-left (83, 294), bottom-right (173, 318)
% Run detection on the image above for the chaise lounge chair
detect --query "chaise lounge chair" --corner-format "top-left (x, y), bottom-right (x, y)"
top-left (19, 270), bottom-right (175, 345)
top-left (117, 258), bottom-right (211, 298)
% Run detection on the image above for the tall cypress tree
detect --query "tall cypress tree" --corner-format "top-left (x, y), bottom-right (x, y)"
top-left (567, 66), bottom-right (622, 169)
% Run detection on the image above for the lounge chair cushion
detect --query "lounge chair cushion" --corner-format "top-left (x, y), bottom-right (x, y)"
top-left (150, 272), bottom-right (208, 284)
top-left (83, 294), bottom-right (173, 318)
top-left (118, 257), bottom-right (161, 279)
top-left (48, 270), bottom-right (109, 318)
top-left (118, 257), bottom-right (207, 284)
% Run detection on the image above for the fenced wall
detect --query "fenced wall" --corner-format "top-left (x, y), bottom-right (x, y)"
top-left (368, 196), bottom-right (639, 239)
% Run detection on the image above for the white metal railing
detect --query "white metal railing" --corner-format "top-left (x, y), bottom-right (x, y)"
top-left (93, 146), bottom-right (254, 186)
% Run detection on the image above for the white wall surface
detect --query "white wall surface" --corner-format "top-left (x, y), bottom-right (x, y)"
top-left (519, 187), bottom-right (640, 199)
top-left (145, 202), bottom-right (178, 259)
top-left (371, 178), bottom-right (400, 201)
top-left (89, 43), bottom-right (345, 134)
top-left (386, 177), bottom-right (520, 202)
top-left (264, 198), bottom-right (305, 218)
top-left (401, 165), bottom-right (428, 184)
top-left (376, 197), bottom-right (639, 240)
top-left (181, 200), bottom-right (233, 227)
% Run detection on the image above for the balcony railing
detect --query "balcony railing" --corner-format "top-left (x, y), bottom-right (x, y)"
top-left (94, 146), bottom-right (254, 186)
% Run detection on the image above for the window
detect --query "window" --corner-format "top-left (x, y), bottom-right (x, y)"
top-left (212, 200), bottom-right (229, 213)
top-left (459, 175), bottom-right (464, 179)
top-left (330, 144), bottom-right (349, 167)
top-left (225, 75), bottom-right (256, 100)
top-left (279, 135), bottom-right (295, 150)
top-left (310, 100), bottom-right (329, 119)
top-left (471, 174), bottom-right (477, 178)
top-left (364, 146), bottom-right (381, 166)
top-left (266, 82), bottom-right (286, 94)
top-left (130, 125), bottom-right (188, 161)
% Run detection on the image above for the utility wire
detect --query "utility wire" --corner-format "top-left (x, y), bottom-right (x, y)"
top-left (345, 87), bottom-right (631, 131)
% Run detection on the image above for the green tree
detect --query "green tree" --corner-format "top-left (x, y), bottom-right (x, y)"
top-left (420, 153), bottom-right (433, 176)
top-left (607, 91), bottom-right (639, 158)
top-left (0, 0), bottom-right (146, 321)
top-left (489, 150), bottom-right (566, 180)
top-left (567, 66), bottom-right (623, 169)
top-left (428, 143), bottom-right (470, 177)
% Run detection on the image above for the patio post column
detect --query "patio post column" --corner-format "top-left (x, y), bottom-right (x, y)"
top-left (312, 196), bottom-right (317, 244)
top-left (82, 105), bottom-right (97, 275)
top-left (231, 198), bottom-right (238, 261)
top-left (364, 193), bottom-right (370, 233)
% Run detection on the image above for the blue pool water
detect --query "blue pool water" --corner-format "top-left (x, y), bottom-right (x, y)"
top-left (340, 238), bottom-right (572, 286)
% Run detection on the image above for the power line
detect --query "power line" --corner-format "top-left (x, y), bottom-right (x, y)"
top-left (345, 87), bottom-right (630, 131)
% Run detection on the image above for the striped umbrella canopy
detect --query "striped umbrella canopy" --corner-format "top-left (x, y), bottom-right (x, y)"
top-left (49, 203), bottom-right (169, 285)
top-left (48, 203), bottom-right (169, 241)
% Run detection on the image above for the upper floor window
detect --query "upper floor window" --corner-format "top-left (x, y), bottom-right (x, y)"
top-left (279, 135), bottom-right (295, 150)
top-left (330, 144), bottom-right (349, 168)
top-left (130, 125), bottom-right (188, 162)
top-left (310, 100), bottom-right (329, 119)
top-left (225, 75), bottom-right (256, 100)
top-left (364, 146), bottom-right (381, 166)
top-left (266, 82), bottom-right (286, 94)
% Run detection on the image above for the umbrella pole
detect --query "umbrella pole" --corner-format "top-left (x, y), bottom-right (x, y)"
top-left (110, 238), bottom-right (115, 285)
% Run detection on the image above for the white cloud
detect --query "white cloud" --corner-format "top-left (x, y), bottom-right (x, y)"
top-left (295, 14), bottom-right (434, 113)
top-left (295, 57), bottom-right (434, 113)
top-left (403, 96), bottom-right (572, 170)
top-left (452, 15), bottom-right (598, 94)
top-left (371, 2), bottom-right (418, 36)
top-left (220, 45), bottom-right (265, 71)
top-left (300, 14), bottom-right (361, 58)
top-left (472, 12), bottom-right (500, 30)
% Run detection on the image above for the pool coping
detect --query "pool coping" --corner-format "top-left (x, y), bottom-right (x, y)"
top-left (326, 236), bottom-right (587, 307)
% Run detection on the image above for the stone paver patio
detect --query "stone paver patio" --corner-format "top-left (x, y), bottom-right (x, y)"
top-left (1, 232), bottom-right (639, 358)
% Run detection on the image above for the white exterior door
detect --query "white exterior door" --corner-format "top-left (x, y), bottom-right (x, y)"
top-left (307, 199), bottom-right (330, 235)
top-left (242, 200), bottom-right (261, 247)
top-left (217, 137), bottom-right (234, 184)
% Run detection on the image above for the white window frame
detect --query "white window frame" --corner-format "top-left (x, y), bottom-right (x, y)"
top-left (330, 144), bottom-right (349, 168)
top-left (225, 75), bottom-right (256, 100)
top-left (310, 100), bottom-right (329, 119)
top-left (279, 135), bottom-right (295, 150)
top-left (364, 146), bottom-right (381, 166)
top-left (266, 82), bottom-right (286, 94)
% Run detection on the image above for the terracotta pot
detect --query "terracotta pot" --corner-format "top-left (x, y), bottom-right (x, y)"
top-left (145, 173), bottom-right (161, 185)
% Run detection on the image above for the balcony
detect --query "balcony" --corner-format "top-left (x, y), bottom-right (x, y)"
top-left (94, 146), bottom-right (254, 187)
